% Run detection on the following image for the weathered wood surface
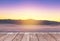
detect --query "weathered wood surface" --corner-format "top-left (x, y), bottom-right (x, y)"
top-left (0, 32), bottom-right (60, 41)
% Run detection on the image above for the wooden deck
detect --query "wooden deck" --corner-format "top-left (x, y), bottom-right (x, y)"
top-left (0, 32), bottom-right (60, 41)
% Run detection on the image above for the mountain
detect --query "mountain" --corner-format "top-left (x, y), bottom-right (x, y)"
top-left (0, 19), bottom-right (60, 25)
top-left (0, 19), bottom-right (22, 24)
top-left (38, 20), bottom-right (60, 25)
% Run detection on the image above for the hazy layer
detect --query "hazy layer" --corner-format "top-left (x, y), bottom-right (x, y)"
top-left (0, 24), bottom-right (60, 32)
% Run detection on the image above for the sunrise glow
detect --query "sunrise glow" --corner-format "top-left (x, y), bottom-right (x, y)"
top-left (0, 0), bottom-right (60, 22)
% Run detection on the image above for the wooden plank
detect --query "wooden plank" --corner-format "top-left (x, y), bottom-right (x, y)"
top-left (42, 34), bottom-right (57, 41)
top-left (21, 33), bottom-right (29, 41)
top-left (29, 33), bottom-right (38, 41)
top-left (36, 34), bottom-right (47, 41)
top-left (51, 34), bottom-right (60, 41)
top-left (0, 34), bottom-right (6, 38)
top-left (3, 32), bottom-right (18, 41)
top-left (12, 33), bottom-right (24, 41)
top-left (0, 34), bottom-right (9, 41)
top-left (0, 32), bottom-right (60, 41)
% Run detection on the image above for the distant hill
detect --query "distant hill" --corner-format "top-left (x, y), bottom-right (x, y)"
top-left (0, 19), bottom-right (22, 24)
top-left (38, 20), bottom-right (60, 25)
top-left (0, 19), bottom-right (60, 25)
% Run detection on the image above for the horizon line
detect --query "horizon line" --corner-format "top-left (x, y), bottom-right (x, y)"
top-left (0, 19), bottom-right (60, 22)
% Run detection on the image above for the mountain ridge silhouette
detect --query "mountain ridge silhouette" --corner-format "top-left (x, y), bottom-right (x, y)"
top-left (0, 19), bottom-right (60, 25)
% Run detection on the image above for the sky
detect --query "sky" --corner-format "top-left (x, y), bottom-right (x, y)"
top-left (0, 0), bottom-right (60, 22)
